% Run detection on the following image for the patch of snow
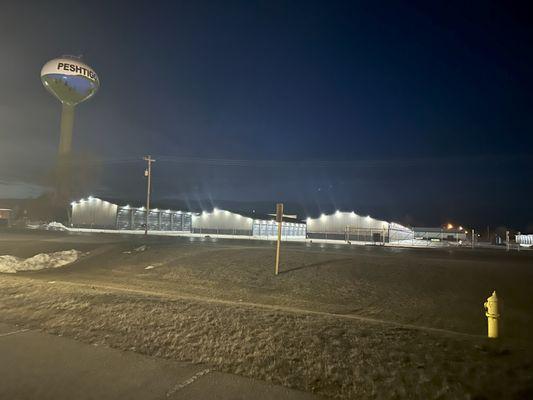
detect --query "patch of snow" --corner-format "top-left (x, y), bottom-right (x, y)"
top-left (144, 265), bottom-right (155, 270)
top-left (28, 222), bottom-right (70, 231)
top-left (0, 250), bottom-right (81, 274)
top-left (133, 245), bottom-right (147, 252)
top-left (26, 224), bottom-right (42, 230)
top-left (389, 239), bottom-right (449, 248)
top-left (45, 222), bottom-right (69, 231)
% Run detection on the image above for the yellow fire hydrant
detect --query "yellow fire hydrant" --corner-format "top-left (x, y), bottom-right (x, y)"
top-left (484, 291), bottom-right (500, 338)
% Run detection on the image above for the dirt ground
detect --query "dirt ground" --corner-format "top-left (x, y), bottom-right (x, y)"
top-left (0, 230), bottom-right (532, 399)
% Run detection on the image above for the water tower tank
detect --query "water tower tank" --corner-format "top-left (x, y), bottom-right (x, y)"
top-left (41, 57), bottom-right (99, 106)
top-left (41, 57), bottom-right (99, 157)
top-left (41, 56), bottom-right (99, 203)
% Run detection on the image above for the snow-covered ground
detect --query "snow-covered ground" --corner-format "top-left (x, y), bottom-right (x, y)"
top-left (68, 227), bottom-right (308, 241)
top-left (0, 250), bottom-right (81, 273)
top-left (67, 227), bottom-right (425, 247)
top-left (387, 238), bottom-right (454, 247)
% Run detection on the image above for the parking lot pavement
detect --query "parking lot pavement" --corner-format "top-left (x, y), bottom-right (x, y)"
top-left (0, 323), bottom-right (319, 400)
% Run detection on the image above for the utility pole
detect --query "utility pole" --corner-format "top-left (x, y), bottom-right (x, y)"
top-left (275, 203), bottom-right (283, 275)
top-left (143, 155), bottom-right (156, 236)
top-left (472, 229), bottom-right (475, 249)
top-left (506, 230), bottom-right (510, 251)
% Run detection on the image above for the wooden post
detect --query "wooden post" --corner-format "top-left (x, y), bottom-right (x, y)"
top-left (275, 203), bottom-right (283, 275)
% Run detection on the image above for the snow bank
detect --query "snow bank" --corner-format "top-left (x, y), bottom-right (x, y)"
top-left (44, 222), bottom-right (69, 231)
top-left (0, 250), bottom-right (81, 274)
top-left (26, 222), bottom-right (70, 231)
top-left (389, 239), bottom-right (450, 247)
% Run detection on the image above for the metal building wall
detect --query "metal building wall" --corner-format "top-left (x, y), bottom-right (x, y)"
top-left (191, 209), bottom-right (253, 235)
top-left (412, 228), bottom-right (466, 241)
top-left (116, 207), bottom-right (192, 232)
top-left (306, 211), bottom-right (389, 240)
top-left (252, 219), bottom-right (306, 239)
top-left (388, 222), bottom-right (415, 242)
top-left (71, 198), bottom-right (118, 228)
top-left (516, 234), bottom-right (533, 247)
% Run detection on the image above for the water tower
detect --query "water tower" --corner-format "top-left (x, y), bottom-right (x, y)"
top-left (41, 56), bottom-right (99, 202)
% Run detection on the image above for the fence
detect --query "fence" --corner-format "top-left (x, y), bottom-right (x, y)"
top-left (309, 227), bottom-right (387, 243)
top-left (191, 227), bottom-right (253, 236)
top-left (308, 224), bottom-right (414, 244)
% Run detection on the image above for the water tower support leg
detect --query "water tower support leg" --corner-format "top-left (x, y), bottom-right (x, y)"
top-left (55, 103), bottom-right (75, 205)
top-left (59, 103), bottom-right (75, 156)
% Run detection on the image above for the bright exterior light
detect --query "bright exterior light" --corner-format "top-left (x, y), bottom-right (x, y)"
top-left (306, 217), bottom-right (311, 222)
top-left (88, 196), bottom-right (94, 200)
top-left (447, 223), bottom-right (453, 229)
top-left (459, 226), bottom-right (463, 230)
top-left (335, 210), bottom-right (341, 215)
top-left (70, 201), bottom-right (76, 206)
top-left (320, 213), bottom-right (326, 220)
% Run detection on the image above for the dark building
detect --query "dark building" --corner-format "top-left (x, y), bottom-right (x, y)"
top-left (0, 208), bottom-right (12, 228)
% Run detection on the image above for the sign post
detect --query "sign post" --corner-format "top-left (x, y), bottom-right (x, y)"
top-left (275, 203), bottom-right (283, 275)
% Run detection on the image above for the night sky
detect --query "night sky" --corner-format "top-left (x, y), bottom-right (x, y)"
top-left (1, 1), bottom-right (532, 230)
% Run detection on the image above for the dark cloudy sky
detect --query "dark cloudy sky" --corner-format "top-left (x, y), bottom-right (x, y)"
top-left (1, 0), bottom-right (532, 229)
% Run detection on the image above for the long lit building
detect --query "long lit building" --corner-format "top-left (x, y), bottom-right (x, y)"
top-left (71, 197), bottom-right (192, 231)
top-left (69, 197), bottom-right (412, 243)
top-left (306, 211), bottom-right (414, 242)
